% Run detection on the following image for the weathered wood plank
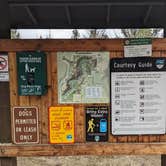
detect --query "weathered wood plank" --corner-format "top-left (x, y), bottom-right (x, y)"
top-left (0, 39), bottom-right (124, 51)
top-left (19, 95), bottom-right (29, 106)
top-left (40, 53), bottom-right (50, 144)
top-left (8, 52), bottom-right (19, 143)
top-left (0, 39), bottom-right (166, 52)
top-left (8, 52), bottom-right (19, 106)
top-left (51, 52), bottom-right (58, 105)
top-left (75, 105), bottom-right (84, 143)
top-left (0, 143), bottom-right (166, 156)
top-left (0, 157), bottom-right (17, 166)
top-left (29, 96), bottom-right (41, 143)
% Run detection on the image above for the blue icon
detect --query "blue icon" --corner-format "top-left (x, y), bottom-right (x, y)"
top-left (156, 59), bottom-right (165, 69)
top-left (100, 119), bottom-right (107, 132)
top-left (66, 134), bottom-right (72, 140)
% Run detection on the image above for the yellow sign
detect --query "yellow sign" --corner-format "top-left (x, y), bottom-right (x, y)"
top-left (49, 106), bottom-right (74, 144)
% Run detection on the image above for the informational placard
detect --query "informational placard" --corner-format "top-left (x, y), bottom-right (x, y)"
top-left (57, 52), bottom-right (110, 103)
top-left (49, 106), bottom-right (74, 144)
top-left (111, 57), bottom-right (166, 135)
top-left (124, 38), bottom-right (152, 57)
top-left (85, 105), bottom-right (108, 142)
top-left (13, 106), bottom-right (39, 144)
top-left (17, 51), bottom-right (47, 95)
top-left (0, 55), bottom-right (9, 81)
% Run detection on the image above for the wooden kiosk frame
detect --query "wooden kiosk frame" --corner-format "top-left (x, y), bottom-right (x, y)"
top-left (1, 39), bottom-right (166, 156)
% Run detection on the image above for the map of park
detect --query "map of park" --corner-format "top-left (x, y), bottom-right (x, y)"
top-left (57, 52), bottom-right (110, 103)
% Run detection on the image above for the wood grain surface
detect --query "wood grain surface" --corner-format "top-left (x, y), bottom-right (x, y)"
top-left (4, 39), bottom-right (166, 156)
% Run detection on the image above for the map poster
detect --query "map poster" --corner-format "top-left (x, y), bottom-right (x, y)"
top-left (17, 51), bottom-right (47, 96)
top-left (0, 54), bottom-right (9, 81)
top-left (85, 105), bottom-right (108, 142)
top-left (49, 106), bottom-right (75, 144)
top-left (124, 38), bottom-right (152, 57)
top-left (57, 52), bottom-right (110, 103)
top-left (111, 57), bottom-right (166, 135)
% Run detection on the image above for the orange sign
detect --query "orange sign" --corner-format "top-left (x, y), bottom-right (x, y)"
top-left (49, 106), bottom-right (74, 144)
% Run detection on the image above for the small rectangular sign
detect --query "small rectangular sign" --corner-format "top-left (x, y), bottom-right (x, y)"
top-left (124, 38), bottom-right (152, 57)
top-left (85, 105), bottom-right (108, 142)
top-left (13, 106), bottom-right (39, 144)
top-left (17, 51), bottom-right (47, 95)
top-left (0, 54), bottom-right (9, 81)
top-left (49, 106), bottom-right (74, 144)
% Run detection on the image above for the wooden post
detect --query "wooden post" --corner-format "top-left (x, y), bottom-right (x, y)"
top-left (0, 158), bottom-right (17, 166)
top-left (0, 0), bottom-right (16, 164)
top-left (161, 155), bottom-right (166, 166)
top-left (164, 29), bottom-right (166, 38)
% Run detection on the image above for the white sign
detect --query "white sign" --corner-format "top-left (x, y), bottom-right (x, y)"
top-left (111, 57), bottom-right (166, 135)
top-left (0, 55), bottom-right (9, 81)
top-left (124, 39), bottom-right (152, 57)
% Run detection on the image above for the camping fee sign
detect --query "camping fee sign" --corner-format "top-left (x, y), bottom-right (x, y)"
top-left (13, 106), bottom-right (39, 144)
top-left (17, 51), bottom-right (47, 95)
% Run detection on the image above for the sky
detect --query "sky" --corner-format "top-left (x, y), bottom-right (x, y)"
top-left (11, 29), bottom-right (119, 39)
top-left (11, 29), bottom-right (163, 39)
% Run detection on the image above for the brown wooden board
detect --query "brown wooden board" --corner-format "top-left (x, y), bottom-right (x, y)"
top-left (0, 143), bottom-right (166, 156)
top-left (1, 39), bottom-right (166, 156)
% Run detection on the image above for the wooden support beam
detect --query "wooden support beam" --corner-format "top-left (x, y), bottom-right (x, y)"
top-left (161, 155), bottom-right (166, 166)
top-left (0, 158), bottom-right (17, 166)
top-left (0, 143), bottom-right (166, 156)
top-left (0, 39), bottom-right (164, 52)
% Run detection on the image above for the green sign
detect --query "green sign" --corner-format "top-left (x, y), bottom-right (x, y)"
top-left (17, 51), bottom-right (47, 95)
top-left (124, 38), bottom-right (152, 46)
top-left (124, 38), bottom-right (152, 57)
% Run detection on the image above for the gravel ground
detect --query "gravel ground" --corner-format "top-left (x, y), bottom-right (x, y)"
top-left (17, 155), bottom-right (161, 166)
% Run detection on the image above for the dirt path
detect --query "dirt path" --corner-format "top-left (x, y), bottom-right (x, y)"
top-left (17, 155), bottom-right (161, 166)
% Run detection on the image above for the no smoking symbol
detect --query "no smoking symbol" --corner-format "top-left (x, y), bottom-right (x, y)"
top-left (0, 57), bottom-right (7, 70)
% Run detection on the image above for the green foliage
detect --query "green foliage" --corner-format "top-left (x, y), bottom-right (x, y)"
top-left (83, 29), bottom-right (109, 39)
top-left (71, 29), bottom-right (80, 39)
top-left (11, 29), bottom-right (20, 39)
top-left (117, 29), bottom-right (163, 38)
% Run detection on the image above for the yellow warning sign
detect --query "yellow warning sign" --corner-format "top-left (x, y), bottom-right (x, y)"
top-left (49, 106), bottom-right (74, 144)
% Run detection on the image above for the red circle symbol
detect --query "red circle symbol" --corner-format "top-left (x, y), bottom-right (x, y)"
top-left (0, 57), bottom-right (7, 70)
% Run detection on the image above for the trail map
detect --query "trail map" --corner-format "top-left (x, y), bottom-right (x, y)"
top-left (57, 52), bottom-right (110, 103)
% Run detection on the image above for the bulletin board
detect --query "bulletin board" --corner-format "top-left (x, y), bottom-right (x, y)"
top-left (0, 39), bottom-right (166, 156)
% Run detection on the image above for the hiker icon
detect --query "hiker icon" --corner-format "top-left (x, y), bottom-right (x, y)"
top-left (87, 118), bottom-right (95, 132)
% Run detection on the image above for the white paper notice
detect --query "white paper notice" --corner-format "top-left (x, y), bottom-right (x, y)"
top-left (111, 58), bottom-right (166, 135)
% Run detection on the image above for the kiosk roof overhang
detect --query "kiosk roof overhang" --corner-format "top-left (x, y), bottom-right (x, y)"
top-left (6, 0), bottom-right (166, 29)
